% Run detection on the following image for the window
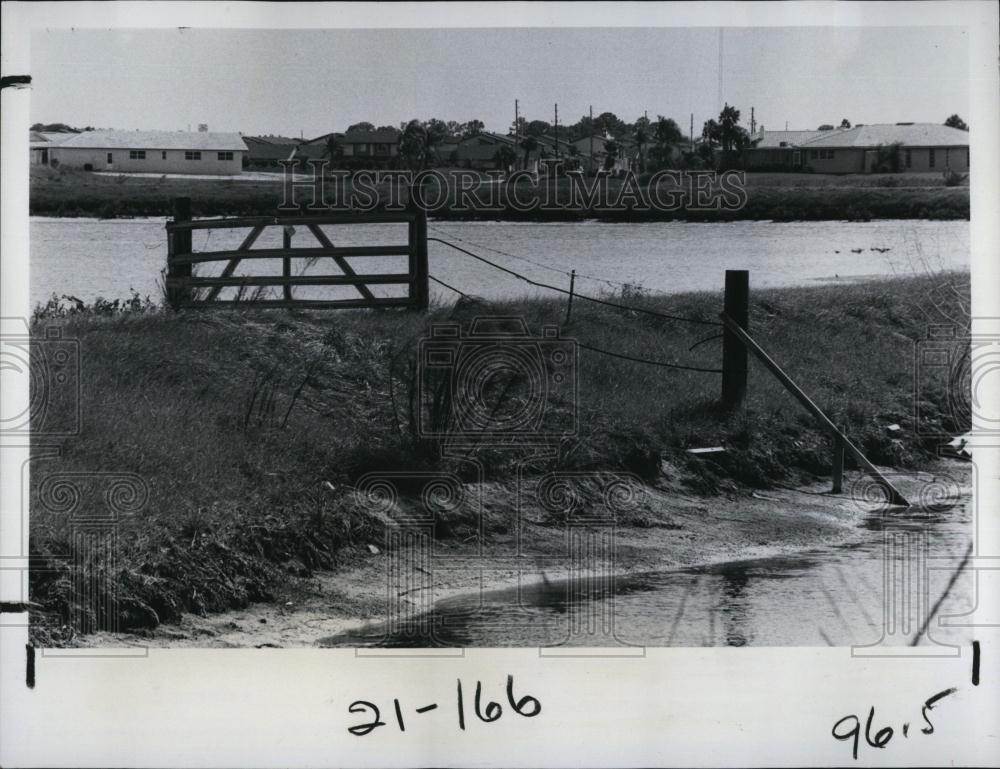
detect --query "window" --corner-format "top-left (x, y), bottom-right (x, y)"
top-left (792, 151), bottom-right (801, 166)
top-left (217, 151), bottom-right (234, 161)
top-left (129, 150), bottom-right (146, 160)
top-left (106, 153), bottom-right (113, 164)
top-left (929, 148), bottom-right (936, 169)
top-left (905, 149), bottom-right (912, 168)
top-left (162, 151), bottom-right (167, 160)
top-left (185, 151), bottom-right (202, 161)
top-left (809, 149), bottom-right (818, 160)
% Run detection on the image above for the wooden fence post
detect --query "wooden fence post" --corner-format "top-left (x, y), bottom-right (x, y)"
top-left (282, 225), bottom-right (293, 301)
top-left (832, 434), bottom-right (845, 493)
top-left (721, 269), bottom-right (749, 409)
top-left (415, 207), bottom-right (429, 310)
top-left (565, 270), bottom-right (576, 324)
top-left (408, 183), bottom-right (429, 311)
top-left (167, 197), bottom-right (192, 310)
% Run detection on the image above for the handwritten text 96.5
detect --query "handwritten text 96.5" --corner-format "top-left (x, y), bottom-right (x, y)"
top-left (348, 675), bottom-right (541, 736)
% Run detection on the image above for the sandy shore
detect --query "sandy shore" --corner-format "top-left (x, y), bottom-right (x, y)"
top-left (73, 462), bottom-right (970, 648)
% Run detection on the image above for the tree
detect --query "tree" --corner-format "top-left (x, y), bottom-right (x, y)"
top-left (717, 104), bottom-right (745, 152)
top-left (520, 135), bottom-right (539, 169)
top-left (840, 118), bottom-right (851, 129)
top-left (633, 117), bottom-right (650, 173)
top-left (818, 124), bottom-right (835, 131)
top-left (423, 119), bottom-right (449, 164)
top-left (701, 118), bottom-right (720, 148)
top-left (399, 119), bottom-right (429, 171)
top-left (525, 120), bottom-right (551, 138)
top-left (462, 119), bottom-right (485, 138)
top-left (324, 135), bottom-right (344, 165)
top-left (944, 114), bottom-right (969, 131)
top-left (493, 144), bottom-right (517, 172)
top-left (602, 139), bottom-right (619, 171)
top-left (649, 116), bottom-right (684, 169)
top-left (594, 111), bottom-right (627, 139)
top-left (347, 121), bottom-right (375, 133)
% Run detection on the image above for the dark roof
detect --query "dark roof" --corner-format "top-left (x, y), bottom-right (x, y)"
top-left (342, 128), bottom-right (401, 144)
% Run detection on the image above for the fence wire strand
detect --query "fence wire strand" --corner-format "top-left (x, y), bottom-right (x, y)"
top-left (427, 236), bottom-right (723, 328)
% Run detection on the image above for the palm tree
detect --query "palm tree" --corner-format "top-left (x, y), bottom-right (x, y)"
top-left (718, 104), bottom-right (742, 152)
top-left (602, 139), bottom-right (619, 172)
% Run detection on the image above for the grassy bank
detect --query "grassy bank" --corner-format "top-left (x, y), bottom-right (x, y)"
top-left (29, 271), bottom-right (971, 642)
top-left (30, 165), bottom-right (969, 222)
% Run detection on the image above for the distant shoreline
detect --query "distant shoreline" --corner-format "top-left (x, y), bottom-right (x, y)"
top-left (30, 165), bottom-right (970, 222)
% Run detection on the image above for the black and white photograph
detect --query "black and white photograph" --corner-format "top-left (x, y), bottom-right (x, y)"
top-left (1, 2), bottom-right (998, 766)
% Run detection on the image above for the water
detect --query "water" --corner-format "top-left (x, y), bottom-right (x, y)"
top-left (29, 217), bottom-right (968, 308)
top-left (319, 503), bottom-right (974, 648)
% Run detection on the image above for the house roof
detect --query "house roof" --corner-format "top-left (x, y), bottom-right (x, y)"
top-left (799, 123), bottom-right (970, 148)
top-left (57, 130), bottom-right (247, 151)
top-left (342, 128), bottom-right (400, 144)
top-left (30, 131), bottom-right (80, 148)
top-left (243, 136), bottom-right (301, 161)
top-left (750, 129), bottom-right (829, 148)
top-left (244, 135), bottom-right (301, 146)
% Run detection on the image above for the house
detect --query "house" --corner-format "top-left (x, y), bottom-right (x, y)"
top-left (38, 129), bottom-right (246, 175)
top-left (243, 135), bottom-right (301, 168)
top-left (455, 132), bottom-right (521, 171)
top-left (569, 134), bottom-right (631, 173)
top-left (339, 127), bottom-right (401, 167)
top-left (740, 130), bottom-right (829, 171)
top-left (29, 131), bottom-right (77, 166)
top-left (743, 123), bottom-right (970, 173)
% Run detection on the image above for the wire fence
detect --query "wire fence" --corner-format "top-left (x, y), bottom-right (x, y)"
top-left (425, 235), bottom-right (724, 373)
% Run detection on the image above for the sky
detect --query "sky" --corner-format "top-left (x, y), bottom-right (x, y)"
top-left (29, 26), bottom-right (970, 138)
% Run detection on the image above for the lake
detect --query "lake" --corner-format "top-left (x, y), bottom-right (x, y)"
top-left (29, 217), bottom-right (969, 308)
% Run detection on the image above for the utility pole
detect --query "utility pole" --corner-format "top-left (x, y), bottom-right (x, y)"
top-left (750, 107), bottom-right (756, 135)
top-left (554, 103), bottom-right (560, 158)
top-left (515, 98), bottom-right (520, 169)
top-left (589, 105), bottom-right (594, 174)
top-left (690, 113), bottom-right (694, 152)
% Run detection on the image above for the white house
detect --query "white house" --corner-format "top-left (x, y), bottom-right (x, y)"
top-left (37, 129), bottom-right (246, 175)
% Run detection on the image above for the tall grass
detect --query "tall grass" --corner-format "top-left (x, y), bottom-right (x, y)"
top-left (29, 271), bottom-right (970, 641)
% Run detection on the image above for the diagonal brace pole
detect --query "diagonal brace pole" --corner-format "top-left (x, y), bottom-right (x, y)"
top-left (720, 311), bottom-right (909, 507)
